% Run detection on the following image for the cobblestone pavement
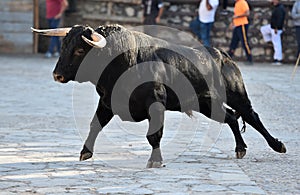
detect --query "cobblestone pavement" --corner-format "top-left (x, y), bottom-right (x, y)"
top-left (0, 54), bottom-right (299, 194)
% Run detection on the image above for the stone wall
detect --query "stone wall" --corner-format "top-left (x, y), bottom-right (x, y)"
top-left (1, 0), bottom-right (294, 61)
top-left (0, 0), bottom-right (296, 61)
top-left (0, 0), bottom-right (33, 53)
top-left (64, 0), bottom-right (143, 27)
top-left (63, 0), bottom-right (297, 63)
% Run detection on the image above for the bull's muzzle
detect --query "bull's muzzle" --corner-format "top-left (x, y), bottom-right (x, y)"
top-left (53, 73), bottom-right (65, 83)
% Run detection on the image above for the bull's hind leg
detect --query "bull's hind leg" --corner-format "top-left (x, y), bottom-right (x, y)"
top-left (146, 102), bottom-right (165, 168)
top-left (200, 103), bottom-right (247, 158)
top-left (242, 108), bottom-right (286, 153)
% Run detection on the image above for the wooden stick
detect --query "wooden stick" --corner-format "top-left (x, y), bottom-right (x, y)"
top-left (291, 53), bottom-right (300, 80)
top-left (33, 0), bottom-right (39, 54)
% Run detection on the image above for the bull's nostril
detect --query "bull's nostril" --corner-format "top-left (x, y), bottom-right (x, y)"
top-left (53, 73), bottom-right (65, 82)
top-left (57, 75), bottom-right (63, 80)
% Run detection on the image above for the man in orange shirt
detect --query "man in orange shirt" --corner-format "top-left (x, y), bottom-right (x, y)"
top-left (228, 0), bottom-right (252, 65)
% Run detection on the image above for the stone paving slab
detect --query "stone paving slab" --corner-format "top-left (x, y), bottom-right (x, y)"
top-left (0, 54), bottom-right (299, 194)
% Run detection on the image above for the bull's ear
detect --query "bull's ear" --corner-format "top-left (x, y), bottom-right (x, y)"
top-left (31, 27), bottom-right (71, 36)
top-left (81, 32), bottom-right (106, 48)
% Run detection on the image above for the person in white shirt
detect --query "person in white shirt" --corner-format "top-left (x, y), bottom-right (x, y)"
top-left (190, 0), bottom-right (219, 46)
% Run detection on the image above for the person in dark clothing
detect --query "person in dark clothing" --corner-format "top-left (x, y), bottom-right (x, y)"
top-left (220, 0), bottom-right (229, 15)
top-left (142, 0), bottom-right (164, 25)
top-left (223, 0), bottom-right (228, 9)
top-left (292, 0), bottom-right (300, 57)
top-left (260, 0), bottom-right (286, 65)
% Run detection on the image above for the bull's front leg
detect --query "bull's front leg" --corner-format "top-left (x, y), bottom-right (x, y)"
top-left (80, 101), bottom-right (113, 161)
top-left (146, 102), bottom-right (165, 168)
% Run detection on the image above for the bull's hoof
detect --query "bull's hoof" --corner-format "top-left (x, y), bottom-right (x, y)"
top-left (236, 151), bottom-right (246, 159)
top-left (79, 145), bottom-right (93, 161)
top-left (280, 143), bottom-right (287, 153)
top-left (272, 139), bottom-right (287, 153)
top-left (235, 147), bottom-right (247, 159)
top-left (147, 148), bottom-right (163, 168)
top-left (146, 161), bottom-right (164, 168)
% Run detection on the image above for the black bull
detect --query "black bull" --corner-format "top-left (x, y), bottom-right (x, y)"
top-left (32, 24), bottom-right (286, 168)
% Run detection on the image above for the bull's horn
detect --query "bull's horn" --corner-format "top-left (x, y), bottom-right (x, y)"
top-left (31, 27), bottom-right (71, 36)
top-left (81, 32), bottom-right (106, 48)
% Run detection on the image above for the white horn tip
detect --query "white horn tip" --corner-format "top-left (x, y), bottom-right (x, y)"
top-left (81, 34), bottom-right (106, 48)
top-left (31, 27), bottom-right (38, 32)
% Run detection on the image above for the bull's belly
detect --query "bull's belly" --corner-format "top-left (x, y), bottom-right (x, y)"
top-left (116, 111), bottom-right (147, 122)
top-left (113, 89), bottom-right (205, 122)
top-left (113, 103), bottom-right (148, 122)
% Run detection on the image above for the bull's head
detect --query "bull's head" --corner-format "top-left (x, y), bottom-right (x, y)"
top-left (31, 25), bottom-right (106, 83)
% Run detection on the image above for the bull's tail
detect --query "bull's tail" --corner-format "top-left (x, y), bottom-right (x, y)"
top-left (185, 110), bottom-right (194, 118)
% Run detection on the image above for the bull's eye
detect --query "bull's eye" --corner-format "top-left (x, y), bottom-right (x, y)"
top-left (74, 48), bottom-right (85, 56)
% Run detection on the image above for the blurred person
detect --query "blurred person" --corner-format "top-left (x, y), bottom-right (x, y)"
top-left (142, 0), bottom-right (164, 25)
top-left (291, 0), bottom-right (300, 57)
top-left (227, 0), bottom-right (253, 65)
top-left (220, 0), bottom-right (229, 15)
top-left (65, 0), bottom-right (77, 13)
top-left (45, 0), bottom-right (68, 58)
top-left (260, 0), bottom-right (286, 65)
top-left (222, 0), bottom-right (228, 10)
top-left (189, 0), bottom-right (219, 47)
